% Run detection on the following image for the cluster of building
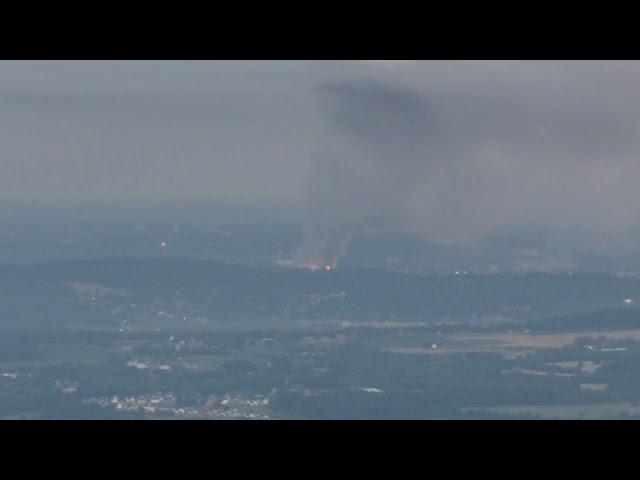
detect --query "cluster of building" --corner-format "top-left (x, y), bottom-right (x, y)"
top-left (83, 393), bottom-right (178, 414)
top-left (126, 360), bottom-right (172, 371)
top-left (81, 392), bottom-right (272, 419)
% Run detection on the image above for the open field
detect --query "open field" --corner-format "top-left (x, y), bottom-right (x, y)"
top-left (383, 329), bottom-right (640, 357)
top-left (456, 330), bottom-right (640, 348)
top-left (0, 342), bottom-right (113, 370)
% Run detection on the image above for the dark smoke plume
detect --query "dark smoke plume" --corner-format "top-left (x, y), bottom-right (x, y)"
top-left (291, 81), bottom-right (442, 268)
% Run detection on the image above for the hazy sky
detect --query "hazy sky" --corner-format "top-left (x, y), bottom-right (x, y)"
top-left (2, 60), bottom-right (640, 246)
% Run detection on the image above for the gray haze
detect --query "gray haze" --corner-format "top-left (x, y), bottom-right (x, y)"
top-left (3, 61), bottom-right (640, 255)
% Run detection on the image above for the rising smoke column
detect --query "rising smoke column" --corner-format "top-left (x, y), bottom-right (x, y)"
top-left (292, 81), bottom-right (444, 269)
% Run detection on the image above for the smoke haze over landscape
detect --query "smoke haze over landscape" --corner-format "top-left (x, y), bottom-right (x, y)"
top-left (7, 61), bottom-right (640, 420)
top-left (3, 61), bottom-right (640, 259)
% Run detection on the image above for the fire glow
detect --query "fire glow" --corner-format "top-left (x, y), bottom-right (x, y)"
top-left (305, 263), bottom-right (334, 272)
